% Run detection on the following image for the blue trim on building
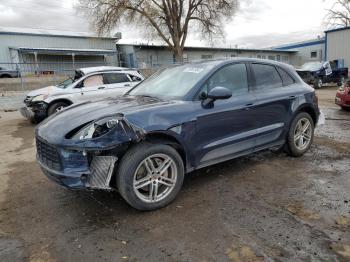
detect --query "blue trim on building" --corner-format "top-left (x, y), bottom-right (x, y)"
top-left (275, 40), bottom-right (325, 50)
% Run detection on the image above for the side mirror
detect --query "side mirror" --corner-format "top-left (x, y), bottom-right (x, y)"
top-left (207, 86), bottom-right (232, 100)
top-left (202, 86), bottom-right (232, 108)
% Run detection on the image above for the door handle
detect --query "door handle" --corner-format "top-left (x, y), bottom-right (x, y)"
top-left (289, 95), bottom-right (296, 99)
top-left (124, 83), bottom-right (131, 87)
top-left (98, 86), bottom-right (105, 90)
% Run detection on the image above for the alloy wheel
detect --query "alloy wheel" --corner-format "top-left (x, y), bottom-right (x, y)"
top-left (294, 118), bottom-right (312, 151)
top-left (133, 153), bottom-right (177, 203)
top-left (55, 106), bottom-right (65, 113)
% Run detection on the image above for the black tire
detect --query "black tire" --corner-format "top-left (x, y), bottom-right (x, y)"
top-left (313, 78), bottom-right (322, 89)
top-left (286, 112), bottom-right (314, 157)
top-left (47, 102), bottom-right (69, 116)
top-left (337, 76), bottom-right (346, 87)
top-left (117, 142), bottom-right (184, 211)
top-left (0, 74), bottom-right (12, 78)
top-left (341, 106), bottom-right (350, 111)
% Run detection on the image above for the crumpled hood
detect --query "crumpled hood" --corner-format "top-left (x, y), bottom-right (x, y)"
top-left (27, 86), bottom-right (60, 97)
top-left (37, 96), bottom-right (180, 144)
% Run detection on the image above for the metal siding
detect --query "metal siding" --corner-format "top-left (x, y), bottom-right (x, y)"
top-left (0, 33), bottom-right (116, 63)
top-left (327, 29), bottom-right (350, 67)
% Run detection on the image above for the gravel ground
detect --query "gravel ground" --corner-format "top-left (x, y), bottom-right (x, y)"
top-left (0, 86), bottom-right (349, 261)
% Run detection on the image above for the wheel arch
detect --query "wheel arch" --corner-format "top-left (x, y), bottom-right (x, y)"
top-left (47, 98), bottom-right (73, 109)
top-left (0, 74), bottom-right (11, 78)
top-left (144, 131), bottom-right (189, 172)
top-left (294, 104), bottom-right (318, 126)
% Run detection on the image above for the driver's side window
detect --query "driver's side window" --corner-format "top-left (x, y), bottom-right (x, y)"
top-left (80, 74), bottom-right (104, 88)
top-left (199, 63), bottom-right (248, 99)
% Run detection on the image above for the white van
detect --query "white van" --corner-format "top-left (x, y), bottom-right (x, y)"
top-left (20, 66), bottom-right (144, 122)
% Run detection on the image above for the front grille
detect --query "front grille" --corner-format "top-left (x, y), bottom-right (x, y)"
top-left (36, 137), bottom-right (61, 171)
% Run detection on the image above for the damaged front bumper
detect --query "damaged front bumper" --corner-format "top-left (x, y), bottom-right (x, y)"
top-left (20, 101), bottom-right (48, 121)
top-left (36, 115), bottom-right (145, 190)
top-left (37, 146), bottom-right (118, 190)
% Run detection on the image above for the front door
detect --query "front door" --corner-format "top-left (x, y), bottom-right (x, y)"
top-left (192, 63), bottom-right (259, 168)
top-left (79, 73), bottom-right (106, 102)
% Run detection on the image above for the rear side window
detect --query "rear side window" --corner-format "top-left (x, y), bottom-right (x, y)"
top-left (252, 63), bottom-right (283, 90)
top-left (277, 67), bottom-right (295, 86)
top-left (104, 73), bottom-right (130, 84)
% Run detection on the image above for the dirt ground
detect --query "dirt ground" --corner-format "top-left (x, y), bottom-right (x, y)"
top-left (0, 86), bottom-right (349, 262)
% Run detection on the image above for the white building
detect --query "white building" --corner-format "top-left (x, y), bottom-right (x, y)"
top-left (325, 26), bottom-right (350, 68)
top-left (118, 44), bottom-right (296, 68)
top-left (0, 27), bottom-right (118, 73)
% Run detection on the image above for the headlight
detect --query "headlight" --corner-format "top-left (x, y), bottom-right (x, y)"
top-left (72, 116), bottom-right (120, 140)
top-left (32, 94), bottom-right (48, 102)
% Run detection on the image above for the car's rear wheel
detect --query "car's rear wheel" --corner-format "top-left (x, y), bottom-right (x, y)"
top-left (47, 102), bottom-right (69, 116)
top-left (314, 78), bottom-right (322, 89)
top-left (286, 112), bottom-right (314, 157)
top-left (117, 142), bottom-right (184, 210)
top-left (341, 106), bottom-right (350, 111)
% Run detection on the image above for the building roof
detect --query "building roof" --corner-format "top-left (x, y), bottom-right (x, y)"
top-left (273, 38), bottom-right (325, 50)
top-left (11, 47), bottom-right (117, 55)
top-left (0, 26), bottom-right (117, 40)
top-left (325, 26), bottom-right (350, 33)
top-left (118, 43), bottom-right (296, 53)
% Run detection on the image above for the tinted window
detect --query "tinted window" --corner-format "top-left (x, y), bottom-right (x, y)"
top-left (277, 67), bottom-right (295, 86)
top-left (252, 64), bottom-right (282, 89)
top-left (205, 63), bottom-right (248, 95)
top-left (104, 73), bottom-right (130, 84)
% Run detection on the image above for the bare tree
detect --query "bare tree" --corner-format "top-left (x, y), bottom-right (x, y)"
top-left (325, 0), bottom-right (350, 28)
top-left (78, 0), bottom-right (239, 62)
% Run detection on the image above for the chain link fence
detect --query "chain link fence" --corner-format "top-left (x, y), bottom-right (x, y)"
top-left (0, 61), bottom-right (160, 111)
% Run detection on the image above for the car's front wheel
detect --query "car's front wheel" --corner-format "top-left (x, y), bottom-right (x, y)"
top-left (286, 112), bottom-right (314, 157)
top-left (117, 142), bottom-right (184, 210)
top-left (47, 101), bottom-right (69, 116)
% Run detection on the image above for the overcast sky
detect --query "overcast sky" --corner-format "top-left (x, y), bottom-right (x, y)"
top-left (0, 0), bottom-right (334, 48)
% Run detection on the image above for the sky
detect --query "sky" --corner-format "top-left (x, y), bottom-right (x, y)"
top-left (0, 0), bottom-right (335, 48)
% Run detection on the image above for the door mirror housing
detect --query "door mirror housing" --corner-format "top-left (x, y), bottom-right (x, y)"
top-left (207, 86), bottom-right (232, 100)
top-left (202, 86), bottom-right (232, 108)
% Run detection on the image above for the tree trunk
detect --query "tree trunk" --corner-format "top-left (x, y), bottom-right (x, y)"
top-left (173, 46), bottom-right (183, 63)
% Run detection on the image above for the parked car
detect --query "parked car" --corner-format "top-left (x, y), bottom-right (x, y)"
top-left (335, 80), bottom-right (350, 110)
top-left (20, 66), bottom-right (144, 123)
top-left (0, 66), bottom-right (20, 78)
top-left (296, 60), bottom-right (348, 88)
top-left (36, 59), bottom-right (320, 210)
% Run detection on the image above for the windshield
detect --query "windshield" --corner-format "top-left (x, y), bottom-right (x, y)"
top-left (128, 63), bottom-right (215, 99)
top-left (301, 62), bottom-right (323, 71)
top-left (56, 77), bottom-right (75, 89)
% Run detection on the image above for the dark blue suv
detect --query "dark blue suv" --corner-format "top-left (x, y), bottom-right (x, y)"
top-left (36, 59), bottom-right (320, 210)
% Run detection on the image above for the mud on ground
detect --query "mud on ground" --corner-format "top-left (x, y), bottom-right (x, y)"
top-left (0, 86), bottom-right (349, 261)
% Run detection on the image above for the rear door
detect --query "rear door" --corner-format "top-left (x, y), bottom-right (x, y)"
top-left (103, 72), bottom-right (135, 97)
top-left (249, 63), bottom-right (298, 149)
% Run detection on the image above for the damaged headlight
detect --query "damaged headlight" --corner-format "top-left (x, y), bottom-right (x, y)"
top-left (32, 94), bottom-right (48, 102)
top-left (72, 116), bottom-right (120, 140)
